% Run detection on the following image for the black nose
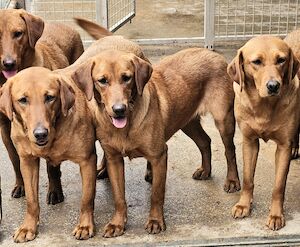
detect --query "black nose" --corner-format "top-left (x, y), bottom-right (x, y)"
top-left (266, 80), bottom-right (280, 94)
top-left (112, 104), bottom-right (126, 117)
top-left (33, 126), bottom-right (48, 141)
top-left (3, 58), bottom-right (16, 71)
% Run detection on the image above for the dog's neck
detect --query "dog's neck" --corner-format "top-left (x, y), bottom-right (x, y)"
top-left (21, 47), bottom-right (37, 70)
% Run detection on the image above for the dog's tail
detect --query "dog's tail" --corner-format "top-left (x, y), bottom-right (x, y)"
top-left (74, 17), bottom-right (112, 40)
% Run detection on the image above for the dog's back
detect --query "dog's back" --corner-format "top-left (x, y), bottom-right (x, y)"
top-left (36, 23), bottom-right (84, 69)
top-left (152, 48), bottom-right (234, 132)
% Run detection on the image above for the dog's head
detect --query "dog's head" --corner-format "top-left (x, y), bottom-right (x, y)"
top-left (0, 67), bottom-right (74, 147)
top-left (72, 50), bottom-right (152, 129)
top-left (0, 9), bottom-right (44, 79)
top-left (228, 36), bottom-right (300, 97)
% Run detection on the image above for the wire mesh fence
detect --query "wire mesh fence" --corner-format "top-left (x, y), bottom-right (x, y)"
top-left (108, 0), bottom-right (135, 31)
top-left (215, 0), bottom-right (300, 39)
top-left (0, 0), bottom-right (10, 8)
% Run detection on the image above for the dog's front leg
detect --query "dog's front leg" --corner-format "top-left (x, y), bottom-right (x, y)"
top-left (232, 137), bottom-right (259, 218)
top-left (103, 154), bottom-right (127, 238)
top-left (73, 154), bottom-right (97, 240)
top-left (145, 146), bottom-right (167, 234)
top-left (266, 143), bottom-right (291, 230)
top-left (13, 156), bottom-right (40, 243)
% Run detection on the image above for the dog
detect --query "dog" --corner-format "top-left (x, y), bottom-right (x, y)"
top-left (0, 67), bottom-right (97, 242)
top-left (0, 9), bottom-right (84, 202)
top-left (227, 35), bottom-right (300, 230)
top-left (71, 48), bottom-right (240, 237)
top-left (285, 29), bottom-right (300, 159)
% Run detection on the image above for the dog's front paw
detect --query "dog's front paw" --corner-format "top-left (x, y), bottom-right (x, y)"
top-left (232, 203), bottom-right (251, 218)
top-left (192, 167), bottom-right (211, 180)
top-left (224, 179), bottom-right (241, 193)
top-left (72, 223), bottom-right (95, 240)
top-left (145, 218), bottom-right (166, 234)
top-left (11, 185), bottom-right (25, 198)
top-left (13, 226), bottom-right (36, 243)
top-left (103, 223), bottom-right (124, 238)
top-left (266, 214), bottom-right (285, 231)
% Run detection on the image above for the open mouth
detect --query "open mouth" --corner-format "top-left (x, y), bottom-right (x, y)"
top-left (2, 70), bottom-right (17, 79)
top-left (111, 116), bottom-right (127, 129)
top-left (35, 140), bottom-right (48, 147)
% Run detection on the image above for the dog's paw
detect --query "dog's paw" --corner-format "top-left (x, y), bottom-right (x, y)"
top-left (103, 223), bottom-right (124, 238)
top-left (192, 167), bottom-right (211, 180)
top-left (72, 223), bottom-right (95, 240)
top-left (144, 170), bottom-right (153, 183)
top-left (145, 218), bottom-right (166, 234)
top-left (224, 179), bottom-right (241, 193)
top-left (11, 185), bottom-right (25, 198)
top-left (266, 214), bottom-right (285, 231)
top-left (291, 147), bottom-right (299, 160)
top-left (232, 203), bottom-right (251, 218)
top-left (13, 226), bottom-right (36, 243)
top-left (96, 167), bottom-right (109, 180)
top-left (47, 189), bottom-right (64, 205)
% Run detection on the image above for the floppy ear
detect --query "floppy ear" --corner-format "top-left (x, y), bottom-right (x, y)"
top-left (20, 10), bottom-right (44, 48)
top-left (131, 56), bottom-right (153, 95)
top-left (59, 80), bottom-right (75, 117)
top-left (0, 82), bottom-right (13, 121)
top-left (287, 48), bottom-right (300, 83)
top-left (227, 50), bottom-right (244, 91)
top-left (71, 60), bottom-right (95, 101)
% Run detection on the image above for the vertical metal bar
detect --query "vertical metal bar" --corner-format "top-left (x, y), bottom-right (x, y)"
top-left (269, 0), bottom-right (273, 34)
top-left (204, 0), bottom-right (215, 50)
top-left (24, 0), bottom-right (31, 11)
top-left (97, 0), bottom-right (108, 28)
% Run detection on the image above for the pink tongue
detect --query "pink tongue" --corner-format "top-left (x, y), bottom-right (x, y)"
top-left (2, 70), bottom-right (17, 79)
top-left (112, 117), bottom-right (127, 128)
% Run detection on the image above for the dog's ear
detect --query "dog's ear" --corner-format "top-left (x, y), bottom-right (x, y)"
top-left (286, 48), bottom-right (300, 83)
top-left (59, 79), bottom-right (75, 117)
top-left (71, 60), bottom-right (95, 101)
top-left (131, 56), bottom-right (153, 95)
top-left (227, 50), bottom-right (245, 91)
top-left (20, 10), bottom-right (44, 48)
top-left (0, 82), bottom-right (13, 121)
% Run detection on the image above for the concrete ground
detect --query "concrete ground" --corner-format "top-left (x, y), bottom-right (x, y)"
top-left (1, 0), bottom-right (300, 246)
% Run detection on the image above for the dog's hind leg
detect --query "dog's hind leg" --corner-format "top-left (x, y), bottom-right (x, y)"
top-left (46, 163), bottom-right (64, 205)
top-left (0, 117), bottom-right (24, 198)
top-left (181, 117), bottom-right (212, 180)
top-left (291, 126), bottom-right (299, 159)
top-left (213, 109), bottom-right (240, 193)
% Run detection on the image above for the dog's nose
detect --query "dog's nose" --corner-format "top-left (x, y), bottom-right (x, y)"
top-left (33, 126), bottom-right (48, 141)
top-left (3, 58), bottom-right (16, 71)
top-left (266, 80), bottom-right (280, 94)
top-left (112, 104), bottom-right (126, 117)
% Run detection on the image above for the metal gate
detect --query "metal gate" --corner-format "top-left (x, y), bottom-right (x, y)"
top-left (23, 0), bottom-right (135, 45)
top-left (205, 0), bottom-right (300, 49)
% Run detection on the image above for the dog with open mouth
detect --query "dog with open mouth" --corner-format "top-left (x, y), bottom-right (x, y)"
top-left (0, 67), bottom-right (97, 243)
top-left (72, 48), bottom-right (240, 237)
top-left (0, 9), bottom-right (84, 202)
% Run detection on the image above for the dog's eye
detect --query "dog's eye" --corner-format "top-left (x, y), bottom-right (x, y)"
top-left (45, 95), bottom-right (55, 103)
top-left (18, 96), bottom-right (27, 105)
top-left (13, 31), bottom-right (23, 39)
top-left (98, 78), bottom-right (108, 85)
top-left (277, 57), bottom-right (286, 64)
top-left (252, 59), bottom-right (262, 65)
top-left (122, 75), bottom-right (131, 83)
